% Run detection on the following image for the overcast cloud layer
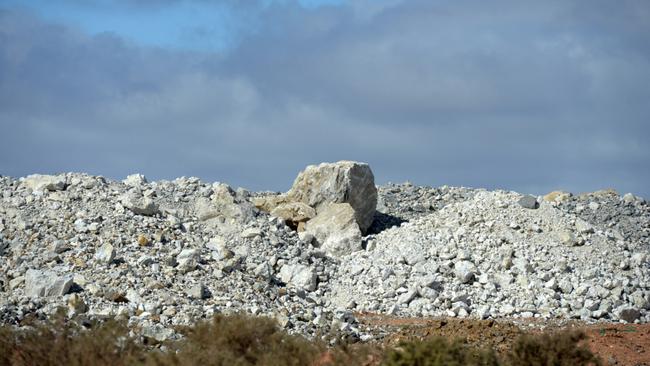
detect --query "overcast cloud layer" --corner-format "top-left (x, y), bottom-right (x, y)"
top-left (1, 0), bottom-right (649, 196)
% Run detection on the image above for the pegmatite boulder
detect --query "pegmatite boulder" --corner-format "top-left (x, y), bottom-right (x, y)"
top-left (254, 161), bottom-right (377, 236)
top-left (287, 161), bottom-right (377, 233)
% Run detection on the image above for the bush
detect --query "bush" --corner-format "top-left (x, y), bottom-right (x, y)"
top-left (382, 337), bottom-right (499, 366)
top-left (157, 313), bottom-right (323, 366)
top-left (0, 315), bottom-right (144, 366)
top-left (506, 331), bottom-right (601, 366)
top-left (0, 314), bottom-right (602, 366)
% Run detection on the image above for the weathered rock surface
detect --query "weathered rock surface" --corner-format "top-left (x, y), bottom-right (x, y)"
top-left (286, 161), bottom-right (377, 233)
top-left (21, 174), bottom-right (66, 192)
top-left (270, 202), bottom-right (317, 231)
top-left (25, 270), bottom-right (73, 297)
top-left (278, 263), bottom-right (317, 292)
top-left (304, 203), bottom-right (362, 256)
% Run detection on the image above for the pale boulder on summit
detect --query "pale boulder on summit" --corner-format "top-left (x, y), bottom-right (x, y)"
top-left (21, 174), bottom-right (67, 192)
top-left (287, 161), bottom-right (377, 233)
top-left (304, 203), bottom-right (363, 256)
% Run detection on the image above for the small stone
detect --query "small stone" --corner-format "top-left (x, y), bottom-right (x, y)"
top-left (397, 289), bottom-right (418, 305)
top-left (617, 308), bottom-right (640, 323)
top-left (518, 195), bottom-right (539, 209)
top-left (187, 284), bottom-right (208, 299)
top-left (121, 194), bottom-right (160, 216)
top-left (137, 235), bottom-right (150, 246)
top-left (123, 174), bottom-right (148, 187)
top-left (142, 325), bottom-right (174, 343)
top-left (74, 219), bottom-right (88, 233)
top-left (279, 263), bottom-right (317, 291)
top-left (558, 231), bottom-right (578, 246)
top-left (454, 261), bottom-right (477, 284)
top-left (622, 193), bottom-right (636, 204)
top-left (241, 227), bottom-right (262, 239)
top-left (94, 243), bottom-right (115, 264)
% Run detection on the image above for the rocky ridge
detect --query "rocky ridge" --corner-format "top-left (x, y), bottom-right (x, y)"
top-left (0, 163), bottom-right (648, 345)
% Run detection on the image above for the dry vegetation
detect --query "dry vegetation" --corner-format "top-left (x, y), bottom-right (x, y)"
top-left (0, 313), bottom-right (602, 366)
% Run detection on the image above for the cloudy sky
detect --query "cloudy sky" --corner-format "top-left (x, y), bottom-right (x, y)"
top-left (1, 0), bottom-right (649, 196)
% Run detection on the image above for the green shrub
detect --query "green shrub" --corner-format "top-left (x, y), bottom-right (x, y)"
top-left (382, 336), bottom-right (499, 366)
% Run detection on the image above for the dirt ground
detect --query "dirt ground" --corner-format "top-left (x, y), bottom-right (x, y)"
top-left (356, 313), bottom-right (650, 366)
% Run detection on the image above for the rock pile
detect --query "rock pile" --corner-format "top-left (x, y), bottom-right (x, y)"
top-left (0, 162), bottom-right (648, 344)
top-left (331, 190), bottom-right (649, 323)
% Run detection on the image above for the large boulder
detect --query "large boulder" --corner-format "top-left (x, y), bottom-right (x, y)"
top-left (304, 203), bottom-right (362, 257)
top-left (286, 161), bottom-right (377, 233)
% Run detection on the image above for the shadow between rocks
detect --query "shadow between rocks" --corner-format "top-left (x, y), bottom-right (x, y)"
top-left (366, 211), bottom-right (407, 236)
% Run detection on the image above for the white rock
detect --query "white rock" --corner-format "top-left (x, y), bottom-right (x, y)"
top-left (454, 261), bottom-right (477, 284)
top-left (397, 289), bottom-right (418, 305)
top-left (24, 269), bottom-right (73, 297)
top-left (123, 174), bottom-right (148, 187)
top-left (279, 263), bottom-right (317, 291)
top-left (304, 203), bottom-right (362, 257)
top-left (142, 324), bottom-right (175, 342)
top-left (22, 174), bottom-right (66, 192)
top-left (241, 227), bottom-right (262, 239)
top-left (286, 161), bottom-right (377, 232)
top-left (121, 193), bottom-right (160, 216)
top-left (94, 243), bottom-right (115, 264)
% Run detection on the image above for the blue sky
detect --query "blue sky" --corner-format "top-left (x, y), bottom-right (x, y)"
top-left (1, 0), bottom-right (344, 50)
top-left (1, 0), bottom-right (649, 196)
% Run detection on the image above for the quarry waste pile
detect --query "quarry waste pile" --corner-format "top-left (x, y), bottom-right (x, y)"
top-left (0, 161), bottom-right (648, 344)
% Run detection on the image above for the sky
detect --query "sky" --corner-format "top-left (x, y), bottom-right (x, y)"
top-left (0, 0), bottom-right (649, 196)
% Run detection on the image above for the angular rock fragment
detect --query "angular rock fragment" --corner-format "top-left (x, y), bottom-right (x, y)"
top-left (123, 173), bottom-right (148, 187)
top-left (304, 203), bottom-right (362, 257)
top-left (286, 161), bottom-right (377, 233)
top-left (278, 263), bottom-right (317, 291)
top-left (25, 269), bottom-right (73, 297)
top-left (121, 193), bottom-right (160, 216)
top-left (270, 202), bottom-right (316, 231)
top-left (94, 243), bottom-right (115, 264)
top-left (454, 261), bottom-right (477, 284)
top-left (22, 174), bottom-right (67, 192)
